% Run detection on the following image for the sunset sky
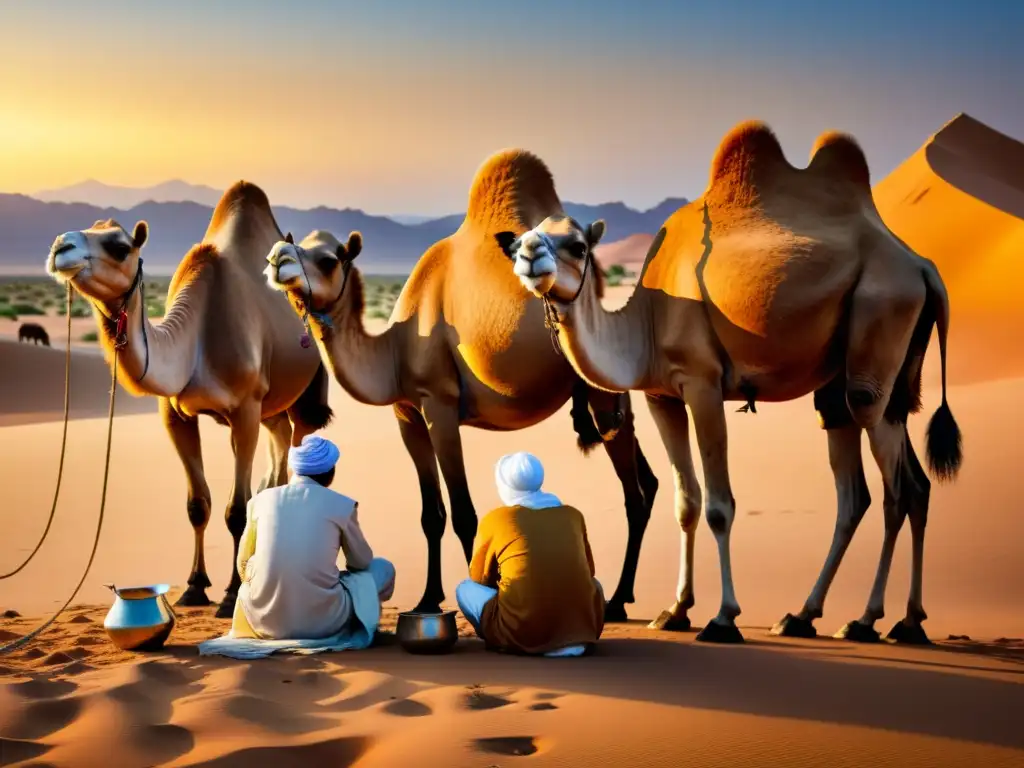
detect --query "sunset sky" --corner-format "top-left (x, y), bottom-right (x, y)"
top-left (1, 0), bottom-right (1021, 215)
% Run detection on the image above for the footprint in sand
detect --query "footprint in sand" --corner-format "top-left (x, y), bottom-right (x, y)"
top-left (473, 736), bottom-right (539, 757)
top-left (528, 702), bottom-right (558, 711)
top-left (0, 737), bottom-right (52, 764)
top-left (194, 735), bottom-right (372, 768)
top-left (11, 676), bottom-right (78, 700)
top-left (224, 693), bottom-right (337, 735)
top-left (0, 696), bottom-right (82, 740)
top-left (464, 686), bottom-right (513, 711)
top-left (382, 698), bottom-right (433, 717)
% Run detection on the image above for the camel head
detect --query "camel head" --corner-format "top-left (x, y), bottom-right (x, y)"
top-left (265, 229), bottom-right (363, 314)
top-left (495, 215), bottom-right (606, 302)
top-left (46, 219), bottom-right (149, 305)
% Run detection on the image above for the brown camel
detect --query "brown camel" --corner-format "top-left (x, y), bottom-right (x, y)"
top-left (18, 322), bottom-right (50, 346)
top-left (45, 182), bottom-right (333, 617)
top-left (264, 149), bottom-right (659, 617)
top-left (499, 121), bottom-right (964, 644)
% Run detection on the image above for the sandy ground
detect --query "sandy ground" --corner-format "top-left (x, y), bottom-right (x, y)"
top-left (3, 115), bottom-right (1024, 765)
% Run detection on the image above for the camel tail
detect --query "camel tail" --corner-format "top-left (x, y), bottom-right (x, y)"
top-left (922, 262), bottom-right (962, 482)
top-left (291, 362), bottom-right (334, 432)
top-left (570, 379), bottom-right (604, 456)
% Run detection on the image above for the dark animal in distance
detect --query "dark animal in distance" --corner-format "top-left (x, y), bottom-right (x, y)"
top-left (18, 323), bottom-right (50, 346)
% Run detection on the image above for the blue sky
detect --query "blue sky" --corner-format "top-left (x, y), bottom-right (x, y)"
top-left (1, 0), bottom-right (1020, 214)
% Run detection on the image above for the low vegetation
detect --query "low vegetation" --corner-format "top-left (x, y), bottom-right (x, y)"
top-left (0, 274), bottom-right (409, 326)
top-left (603, 263), bottom-right (634, 287)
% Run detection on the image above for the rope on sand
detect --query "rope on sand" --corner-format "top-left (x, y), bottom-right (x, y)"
top-left (0, 317), bottom-right (121, 655)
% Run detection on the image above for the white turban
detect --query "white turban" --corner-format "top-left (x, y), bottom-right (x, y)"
top-left (288, 435), bottom-right (340, 476)
top-left (494, 451), bottom-right (562, 510)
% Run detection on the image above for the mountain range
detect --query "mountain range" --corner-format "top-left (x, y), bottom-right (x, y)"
top-left (2, 181), bottom-right (689, 274)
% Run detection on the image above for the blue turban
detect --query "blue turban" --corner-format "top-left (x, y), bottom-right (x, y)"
top-left (494, 451), bottom-right (562, 510)
top-left (288, 435), bottom-right (340, 476)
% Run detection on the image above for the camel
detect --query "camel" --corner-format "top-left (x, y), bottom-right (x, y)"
top-left (264, 149), bottom-right (660, 618)
top-left (500, 121), bottom-right (964, 644)
top-left (18, 323), bottom-right (50, 346)
top-left (45, 182), bottom-right (332, 618)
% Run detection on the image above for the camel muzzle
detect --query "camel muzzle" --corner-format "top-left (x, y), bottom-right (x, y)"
top-left (47, 233), bottom-right (89, 277)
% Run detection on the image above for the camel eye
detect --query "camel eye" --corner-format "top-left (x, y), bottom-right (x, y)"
top-left (104, 240), bottom-right (131, 261)
top-left (315, 255), bottom-right (339, 274)
top-left (566, 240), bottom-right (587, 259)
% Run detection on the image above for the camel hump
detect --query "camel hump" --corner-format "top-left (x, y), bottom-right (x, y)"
top-left (465, 148), bottom-right (562, 230)
top-left (708, 120), bottom-right (788, 188)
top-left (808, 130), bottom-right (871, 191)
top-left (207, 180), bottom-right (274, 235)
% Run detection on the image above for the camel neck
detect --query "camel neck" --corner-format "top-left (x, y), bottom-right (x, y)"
top-left (553, 277), bottom-right (653, 393)
top-left (312, 272), bottom-right (401, 406)
top-left (95, 269), bottom-right (212, 398)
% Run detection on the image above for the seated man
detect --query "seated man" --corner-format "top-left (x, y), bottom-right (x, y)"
top-left (231, 435), bottom-right (395, 640)
top-left (456, 451), bottom-right (604, 657)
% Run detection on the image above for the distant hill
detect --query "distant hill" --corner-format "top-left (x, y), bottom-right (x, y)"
top-left (874, 112), bottom-right (1024, 384)
top-left (0, 184), bottom-right (688, 275)
top-left (33, 179), bottom-right (225, 208)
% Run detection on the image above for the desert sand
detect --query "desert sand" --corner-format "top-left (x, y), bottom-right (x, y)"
top-left (3, 114), bottom-right (1024, 765)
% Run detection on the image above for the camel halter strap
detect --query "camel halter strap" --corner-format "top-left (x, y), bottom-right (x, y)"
top-left (292, 244), bottom-right (351, 347)
top-left (108, 258), bottom-right (150, 381)
top-left (539, 238), bottom-right (590, 358)
top-left (0, 316), bottom-right (123, 655)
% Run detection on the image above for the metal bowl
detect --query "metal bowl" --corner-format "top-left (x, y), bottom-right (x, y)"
top-left (396, 610), bottom-right (459, 654)
top-left (102, 583), bottom-right (176, 651)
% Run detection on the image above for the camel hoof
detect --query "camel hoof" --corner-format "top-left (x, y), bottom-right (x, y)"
top-left (214, 595), bottom-right (237, 619)
top-left (886, 620), bottom-right (931, 645)
top-left (604, 602), bottom-right (629, 623)
top-left (175, 587), bottom-right (212, 607)
top-left (770, 613), bottom-right (817, 638)
top-left (647, 611), bottom-right (692, 632)
top-left (833, 620), bottom-right (881, 643)
top-left (696, 620), bottom-right (744, 643)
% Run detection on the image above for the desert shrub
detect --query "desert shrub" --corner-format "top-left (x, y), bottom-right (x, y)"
top-left (605, 264), bottom-right (626, 278)
top-left (0, 305), bottom-right (17, 321)
top-left (146, 301), bottom-right (164, 318)
top-left (81, 331), bottom-right (99, 342)
top-left (10, 302), bottom-right (44, 315)
top-left (367, 307), bottom-right (389, 320)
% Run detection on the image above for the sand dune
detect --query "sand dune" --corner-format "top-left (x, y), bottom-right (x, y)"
top-left (874, 113), bottom-right (1024, 384)
top-left (594, 232), bottom-right (654, 273)
top-left (0, 340), bottom-right (155, 427)
top-left (1, 604), bottom-right (1022, 767)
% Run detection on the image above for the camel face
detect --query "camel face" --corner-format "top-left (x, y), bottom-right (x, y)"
top-left (265, 229), bottom-right (362, 311)
top-left (47, 219), bottom-right (148, 303)
top-left (495, 215), bottom-right (605, 301)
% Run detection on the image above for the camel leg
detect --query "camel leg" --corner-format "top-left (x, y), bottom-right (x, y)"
top-left (257, 412), bottom-right (292, 493)
top-left (216, 400), bottom-right (262, 619)
top-left (160, 398), bottom-right (213, 607)
top-left (421, 398), bottom-right (478, 564)
top-left (600, 407), bottom-right (660, 622)
top-left (834, 419), bottom-right (925, 642)
top-left (684, 381), bottom-right (744, 643)
top-left (771, 424), bottom-right (868, 638)
top-left (886, 430), bottom-right (932, 644)
top-left (645, 394), bottom-right (703, 633)
top-left (396, 404), bottom-right (448, 613)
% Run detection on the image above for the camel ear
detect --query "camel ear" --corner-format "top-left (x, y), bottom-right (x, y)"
top-left (585, 220), bottom-right (606, 249)
top-left (132, 221), bottom-right (149, 249)
top-left (285, 232), bottom-right (294, 245)
top-left (341, 231), bottom-right (362, 261)
top-left (494, 231), bottom-right (518, 259)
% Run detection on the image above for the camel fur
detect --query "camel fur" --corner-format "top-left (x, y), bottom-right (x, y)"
top-left (501, 121), bottom-right (963, 644)
top-left (46, 182), bottom-right (333, 618)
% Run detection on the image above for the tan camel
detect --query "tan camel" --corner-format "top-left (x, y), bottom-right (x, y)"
top-left (45, 182), bottom-right (332, 617)
top-left (500, 121), bottom-right (964, 644)
top-left (264, 149), bottom-right (660, 618)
